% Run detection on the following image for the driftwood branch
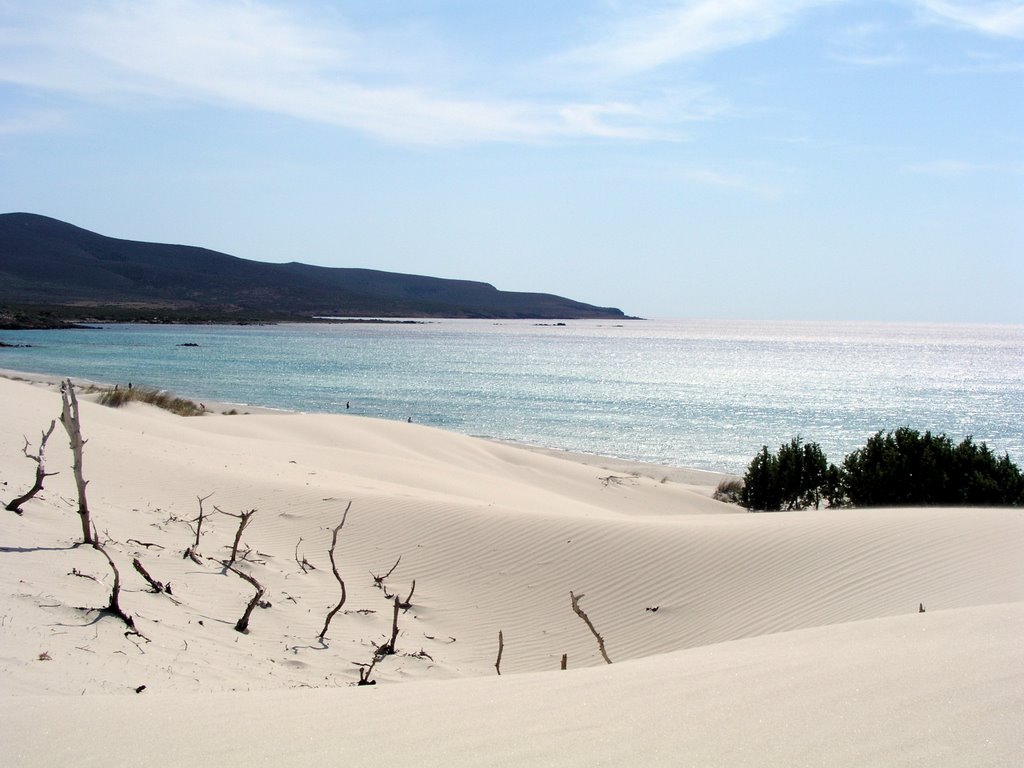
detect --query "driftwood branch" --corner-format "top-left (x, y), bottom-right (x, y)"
top-left (183, 493), bottom-right (213, 563)
top-left (378, 595), bottom-right (401, 656)
top-left (93, 535), bottom-right (143, 636)
top-left (569, 591), bottom-right (612, 664)
top-left (294, 537), bottom-right (315, 573)
top-left (216, 506), bottom-right (256, 567)
top-left (5, 420), bottom-right (58, 514)
top-left (371, 555), bottom-right (401, 589)
top-left (495, 630), bottom-right (504, 676)
top-left (223, 561), bottom-right (265, 633)
top-left (58, 380), bottom-right (94, 545)
top-left (318, 501), bottom-right (351, 641)
top-left (132, 557), bottom-right (171, 594)
top-left (398, 579), bottom-right (416, 611)
top-left (357, 656), bottom-right (379, 686)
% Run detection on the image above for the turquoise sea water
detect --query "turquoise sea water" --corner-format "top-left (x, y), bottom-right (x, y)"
top-left (2, 319), bottom-right (1022, 474)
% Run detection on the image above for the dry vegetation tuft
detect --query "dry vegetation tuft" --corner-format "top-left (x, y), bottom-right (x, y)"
top-left (97, 386), bottom-right (205, 417)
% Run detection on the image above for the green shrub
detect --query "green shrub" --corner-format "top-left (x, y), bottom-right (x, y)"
top-left (737, 428), bottom-right (1023, 510)
top-left (842, 428), bottom-right (1024, 506)
top-left (740, 437), bottom-right (831, 511)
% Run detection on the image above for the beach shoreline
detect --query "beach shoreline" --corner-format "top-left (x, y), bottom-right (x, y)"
top-left (0, 365), bottom-right (735, 487)
top-left (1, 372), bottom-right (1021, 766)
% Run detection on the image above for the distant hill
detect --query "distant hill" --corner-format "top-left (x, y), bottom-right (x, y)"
top-left (0, 213), bottom-right (629, 322)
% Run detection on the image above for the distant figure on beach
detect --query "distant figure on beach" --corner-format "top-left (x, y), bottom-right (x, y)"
top-left (346, 401), bottom-right (350, 409)
top-left (128, 382), bottom-right (132, 390)
top-left (408, 416), bottom-right (412, 423)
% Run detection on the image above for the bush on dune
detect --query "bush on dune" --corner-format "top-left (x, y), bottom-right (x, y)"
top-left (736, 428), bottom-right (1023, 511)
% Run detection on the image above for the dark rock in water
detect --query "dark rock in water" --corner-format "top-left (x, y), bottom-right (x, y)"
top-left (176, 342), bottom-right (201, 347)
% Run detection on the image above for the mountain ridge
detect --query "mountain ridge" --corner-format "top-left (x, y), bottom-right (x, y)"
top-left (0, 213), bottom-right (631, 323)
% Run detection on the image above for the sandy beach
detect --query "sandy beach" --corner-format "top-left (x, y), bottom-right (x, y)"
top-left (1, 373), bottom-right (1021, 767)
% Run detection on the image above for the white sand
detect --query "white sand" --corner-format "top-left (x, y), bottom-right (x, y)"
top-left (1, 374), bottom-right (1021, 766)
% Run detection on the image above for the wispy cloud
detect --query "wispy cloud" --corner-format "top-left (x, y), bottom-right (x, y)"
top-left (0, 109), bottom-right (67, 136)
top-left (914, 1), bottom-right (1024, 39)
top-left (0, 0), bottom-right (688, 145)
top-left (827, 22), bottom-right (907, 68)
top-left (559, 0), bottom-right (839, 76)
top-left (685, 169), bottom-right (783, 197)
top-left (905, 159), bottom-right (1024, 174)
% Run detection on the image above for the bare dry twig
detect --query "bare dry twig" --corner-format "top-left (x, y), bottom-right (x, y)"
top-left (216, 506), bottom-right (256, 567)
top-left (318, 501), bottom-right (351, 642)
top-left (183, 493), bottom-right (213, 564)
top-left (569, 591), bottom-right (612, 664)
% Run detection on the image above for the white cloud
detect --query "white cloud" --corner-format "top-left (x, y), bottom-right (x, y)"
top-left (914, 1), bottom-right (1024, 39)
top-left (0, 0), bottom-right (686, 145)
top-left (559, 0), bottom-right (839, 76)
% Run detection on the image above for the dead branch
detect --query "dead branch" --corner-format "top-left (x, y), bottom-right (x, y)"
top-left (183, 493), bottom-right (213, 563)
top-left (371, 555), bottom-right (401, 589)
top-left (217, 506), bottom-right (256, 567)
top-left (93, 535), bottom-right (142, 636)
top-left (357, 656), bottom-right (378, 686)
top-left (132, 557), bottom-right (171, 594)
top-left (569, 591), bottom-right (612, 664)
top-left (294, 537), bottom-right (315, 573)
top-left (58, 380), bottom-right (94, 545)
top-left (5, 420), bottom-right (58, 513)
top-left (377, 595), bottom-right (401, 656)
top-left (69, 567), bottom-right (98, 582)
top-left (127, 539), bottom-right (164, 550)
top-left (495, 629), bottom-right (504, 676)
top-left (398, 579), bottom-right (416, 611)
top-left (223, 561), bottom-right (265, 634)
top-left (317, 501), bottom-right (351, 641)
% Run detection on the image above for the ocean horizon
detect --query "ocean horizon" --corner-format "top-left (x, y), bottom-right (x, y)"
top-left (2, 318), bottom-right (1022, 475)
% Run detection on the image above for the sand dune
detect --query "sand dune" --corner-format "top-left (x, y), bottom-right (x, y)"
top-left (1, 375), bottom-right (1021, 766)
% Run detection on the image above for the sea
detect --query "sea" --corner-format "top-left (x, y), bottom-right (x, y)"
top-left (2, 318), bottom-right (1022, 475)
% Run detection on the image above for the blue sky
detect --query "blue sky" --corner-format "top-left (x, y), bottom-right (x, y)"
top-left (1, 1), bottom-right (1021, 321)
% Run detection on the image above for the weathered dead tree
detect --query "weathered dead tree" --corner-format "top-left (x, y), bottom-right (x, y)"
top-left (371, 555), bottom-right (401, 589)
top-left (377, 595), bottom-right (401, 656)
top-left (569, 591), bottom-right (612, 664)
top-left (217, 506), bottom-right (256, 567)
top-left (183, 493), bottom-right (213, 564)
top-left (224, 561), bottom-right (265, 633)
top-left (132, 557), bottom-right (171, 595)
top-left (317, 501), bottom-right (351, 642)
top-left (495, 630), bottom-right (504, 676)
top-left (58, 380), bottom-right (94, 545)
top-left (5, 420), bottom-right (58, 514)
